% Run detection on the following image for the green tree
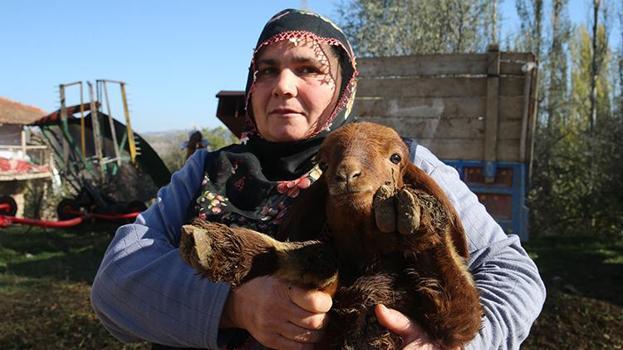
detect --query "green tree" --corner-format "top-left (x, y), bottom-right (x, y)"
top-left (569, 25), bottom-right (611, 128)
top-left (515, 0), bottom-right (544, 58)
top-left (337, 0), bottom-right (493, 56)
top-left (547, 0), bottom-right (571, 128)
top-left (201, 126), bottom-right (238, 151)
top-left (159, 126), bottom-right (238, 173)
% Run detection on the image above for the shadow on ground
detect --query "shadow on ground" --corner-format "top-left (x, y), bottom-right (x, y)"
top-left (0, 224), bottom-right (117, 283)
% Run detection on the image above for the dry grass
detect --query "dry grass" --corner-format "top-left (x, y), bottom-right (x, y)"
top-left (0, 225), bottom-right (621, 349)
top-left (0, 225), bottom-right (147, 349)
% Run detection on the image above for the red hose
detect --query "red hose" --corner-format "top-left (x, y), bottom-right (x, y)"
top-left (1, 215), bottom-right (84, 228)
top-left (89, 212), bottom-right (141, 220)
top-left (0, 203), bottom-right (10, 211)
top-left (0, 211), bottom-right (140, 228)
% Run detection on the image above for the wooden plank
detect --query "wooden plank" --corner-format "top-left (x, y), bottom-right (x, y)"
top-left (353, 97), bottom-right (484, 119)
top-left (499, 77), bottom-right (526, 96)
top-left (357, 76), bottom-right (526, 98)
top-left (359, 116), bottom-right (522, 141)
top-left (357, 53), bottom-right (533, 77)
top-left (415, 138), bottom-right (520, 161)
top-left (500, 61), bottom-right (526, 75)
top-left (353, 96), bottom-right (526, 121)
top-left (484, 48), bottom-right (501, 166)
top-left (358, 54), bottom-right (488, 77)
top-left (500, 52), bottom-right (536, 62)
top-left (526, 63), bottom-right (539, 176)
top-left (357, 77), bottom-right (486, 97)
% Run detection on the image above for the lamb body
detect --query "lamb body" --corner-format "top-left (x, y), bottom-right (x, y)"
top-left (180, 122), bottom-right (482, 349)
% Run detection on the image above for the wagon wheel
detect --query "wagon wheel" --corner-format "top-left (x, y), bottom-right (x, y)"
top-left (57, 198), bottom-right (81, 220)
top-left (125, 200), bottom-right (147, 214)
top-left (0, 195), bottom-right (17, 216)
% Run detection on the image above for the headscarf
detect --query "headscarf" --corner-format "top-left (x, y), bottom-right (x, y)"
top-left (243, 8), bottom-right (358, 180)
top-left (194, 9), bottom-right (358, 241)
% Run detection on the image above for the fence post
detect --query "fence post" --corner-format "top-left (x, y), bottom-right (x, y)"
top-left (484, 44), bottom-right (501, 183)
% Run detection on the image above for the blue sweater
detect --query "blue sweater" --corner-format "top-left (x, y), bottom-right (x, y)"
top-left (91, 146), bottom-right (546, 349)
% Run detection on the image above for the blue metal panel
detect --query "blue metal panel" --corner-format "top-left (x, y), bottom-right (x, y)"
top-left (443, 160), bottom-right (529, 241)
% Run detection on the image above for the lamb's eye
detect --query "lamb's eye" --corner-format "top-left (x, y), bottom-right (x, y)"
top-left (390, 153), bottom-right (402, 164)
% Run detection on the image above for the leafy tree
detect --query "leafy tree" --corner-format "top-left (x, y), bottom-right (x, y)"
top-left (570, 25), bottom-right (611, 125)
top-left (201, 126), bottom-right (238, 151)
top-left (157, 127), bottom-right (238, 173)
top-left (337, 0), bottom-right (493, 56)
top-left (547, 0), bottom-right (572, 128)
top-left (515, 0), bottom-right (544, 58)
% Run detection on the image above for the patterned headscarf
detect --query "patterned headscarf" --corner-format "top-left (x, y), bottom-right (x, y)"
top-left (242, 8), bottom-right (358, 140)
top-left (194, 9), bottom-right (357, 241)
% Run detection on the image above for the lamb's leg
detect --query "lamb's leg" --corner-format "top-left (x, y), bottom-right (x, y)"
top-left (180, 219), bottom-right (338, 291)
top-left (325, 273), bottom-right (403, 350)
top-left (404, 241), bottom-right (482, 349)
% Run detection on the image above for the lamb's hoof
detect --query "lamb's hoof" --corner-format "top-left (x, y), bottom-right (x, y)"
top-left (373, 184), bottom-right (397, 233)
top-left (396, 187), bottom-right (421, 235)
top-left (180, 224), bottom-right (215, 271)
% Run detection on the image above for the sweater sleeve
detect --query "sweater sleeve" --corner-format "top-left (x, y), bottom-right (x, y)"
top-left (413, 146), bottom-right (546, 350)
top-left (90, 149), bottom-right (231, 349)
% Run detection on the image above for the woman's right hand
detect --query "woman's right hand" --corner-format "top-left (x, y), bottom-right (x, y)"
top-left (221, 275), bottom-right (332, 350)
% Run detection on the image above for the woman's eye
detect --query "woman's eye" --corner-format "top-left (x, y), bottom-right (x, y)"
top-left (257, 67), bottom-right (277, 76)
top-left (298, 66), bottom-right (320, 75)
top-left (390, 153), bottom-right (402, 164)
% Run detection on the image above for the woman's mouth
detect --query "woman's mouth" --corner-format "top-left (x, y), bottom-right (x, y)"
top-left (269, 108), bottom-right (305, 117)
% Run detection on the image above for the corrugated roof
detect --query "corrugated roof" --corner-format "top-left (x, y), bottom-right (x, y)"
top-left (0, 97), bottom-right (48, 125)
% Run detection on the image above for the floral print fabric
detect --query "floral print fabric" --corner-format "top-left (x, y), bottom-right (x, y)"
top-left (194, 148), bottom-right (322, 239)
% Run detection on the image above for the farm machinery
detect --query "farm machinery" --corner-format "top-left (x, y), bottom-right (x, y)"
top-left (0, 80), bottom-right (171, 228)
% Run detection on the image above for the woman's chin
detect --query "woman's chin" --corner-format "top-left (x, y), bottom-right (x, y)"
top-left (265, 127), bottom-right (309, 142)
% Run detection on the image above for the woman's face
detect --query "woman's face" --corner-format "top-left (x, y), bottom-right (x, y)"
top-left (251, 39), bottom-right (341, 142)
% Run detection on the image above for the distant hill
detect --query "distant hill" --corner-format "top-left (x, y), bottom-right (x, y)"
top-left (141, 129), bottom-right (188, 157)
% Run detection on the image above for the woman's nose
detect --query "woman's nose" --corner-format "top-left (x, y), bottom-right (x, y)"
top-left (272, 69), bottom-right (297, 97)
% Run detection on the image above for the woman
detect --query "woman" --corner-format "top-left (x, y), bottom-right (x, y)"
top-left (91, 9), bottom-right (545, 350)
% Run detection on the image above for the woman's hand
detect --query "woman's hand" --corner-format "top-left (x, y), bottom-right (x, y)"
top-left (222, 275), bottom-right (332, 350)
top-left (375, 304), bottom-right (455, 350)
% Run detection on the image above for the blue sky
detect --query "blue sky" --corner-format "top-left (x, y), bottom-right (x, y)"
top-left (1, 1), bottom-right (619, 133)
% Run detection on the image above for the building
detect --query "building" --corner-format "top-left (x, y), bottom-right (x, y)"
top-left (0, 97), bottom-right (52, 217)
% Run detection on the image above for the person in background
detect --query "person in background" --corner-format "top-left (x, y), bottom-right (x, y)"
top-left (91, 8), bottom-right (545, 350)
top-left (181, 130), bottom-right (209, 160)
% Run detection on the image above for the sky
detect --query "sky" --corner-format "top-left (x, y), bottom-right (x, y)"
top-left (1, 0), bottom-right (620, 134)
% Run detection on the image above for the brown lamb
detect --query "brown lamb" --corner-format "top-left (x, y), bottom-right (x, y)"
top-left (179, 122), bottom-right (483, 349)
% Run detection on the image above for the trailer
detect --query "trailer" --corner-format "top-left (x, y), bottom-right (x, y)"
top-left (214, 46), bottom-right (538, 241)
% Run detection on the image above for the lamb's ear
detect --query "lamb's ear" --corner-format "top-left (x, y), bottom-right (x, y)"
top-left (278, 177), bottom-right (328, 242)
top-left (404, 163), bottom-right (469, 259)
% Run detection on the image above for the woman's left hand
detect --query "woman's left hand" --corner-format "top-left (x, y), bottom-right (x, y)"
top-left (375, 304), bottom-right (455, 350)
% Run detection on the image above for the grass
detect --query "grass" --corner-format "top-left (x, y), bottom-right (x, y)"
top-left (521, 234), bottom-right (623, 349)
top-left (1, 224), bottom-right (622, 349)
top-left (0, 224), bottom-right (147, 350)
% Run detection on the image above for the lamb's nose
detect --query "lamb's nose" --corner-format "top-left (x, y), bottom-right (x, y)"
top-left (335, 161), bottom-right (362, 183)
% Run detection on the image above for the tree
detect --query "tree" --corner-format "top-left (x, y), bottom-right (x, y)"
top-left (337, 0), bottom-right (492, 56)
top-left (154, 127), bottom-right (238, 173)
top-left (618, 3), bottom-right (623, 114)
top-left (201, 126), bottom-right (238, 151)
top-left (547, 0), bottom-right (571, 128)
top-left (515, 0), bottom-right (544, 58)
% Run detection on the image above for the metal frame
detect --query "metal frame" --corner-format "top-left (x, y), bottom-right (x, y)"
top-left (444, 159), bottom-right (529, 241)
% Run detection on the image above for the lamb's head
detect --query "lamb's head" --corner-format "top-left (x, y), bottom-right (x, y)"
top-left (316, 122), bottom-right (409, 216)
top-left (314, 122), bottom-right (412, 265)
